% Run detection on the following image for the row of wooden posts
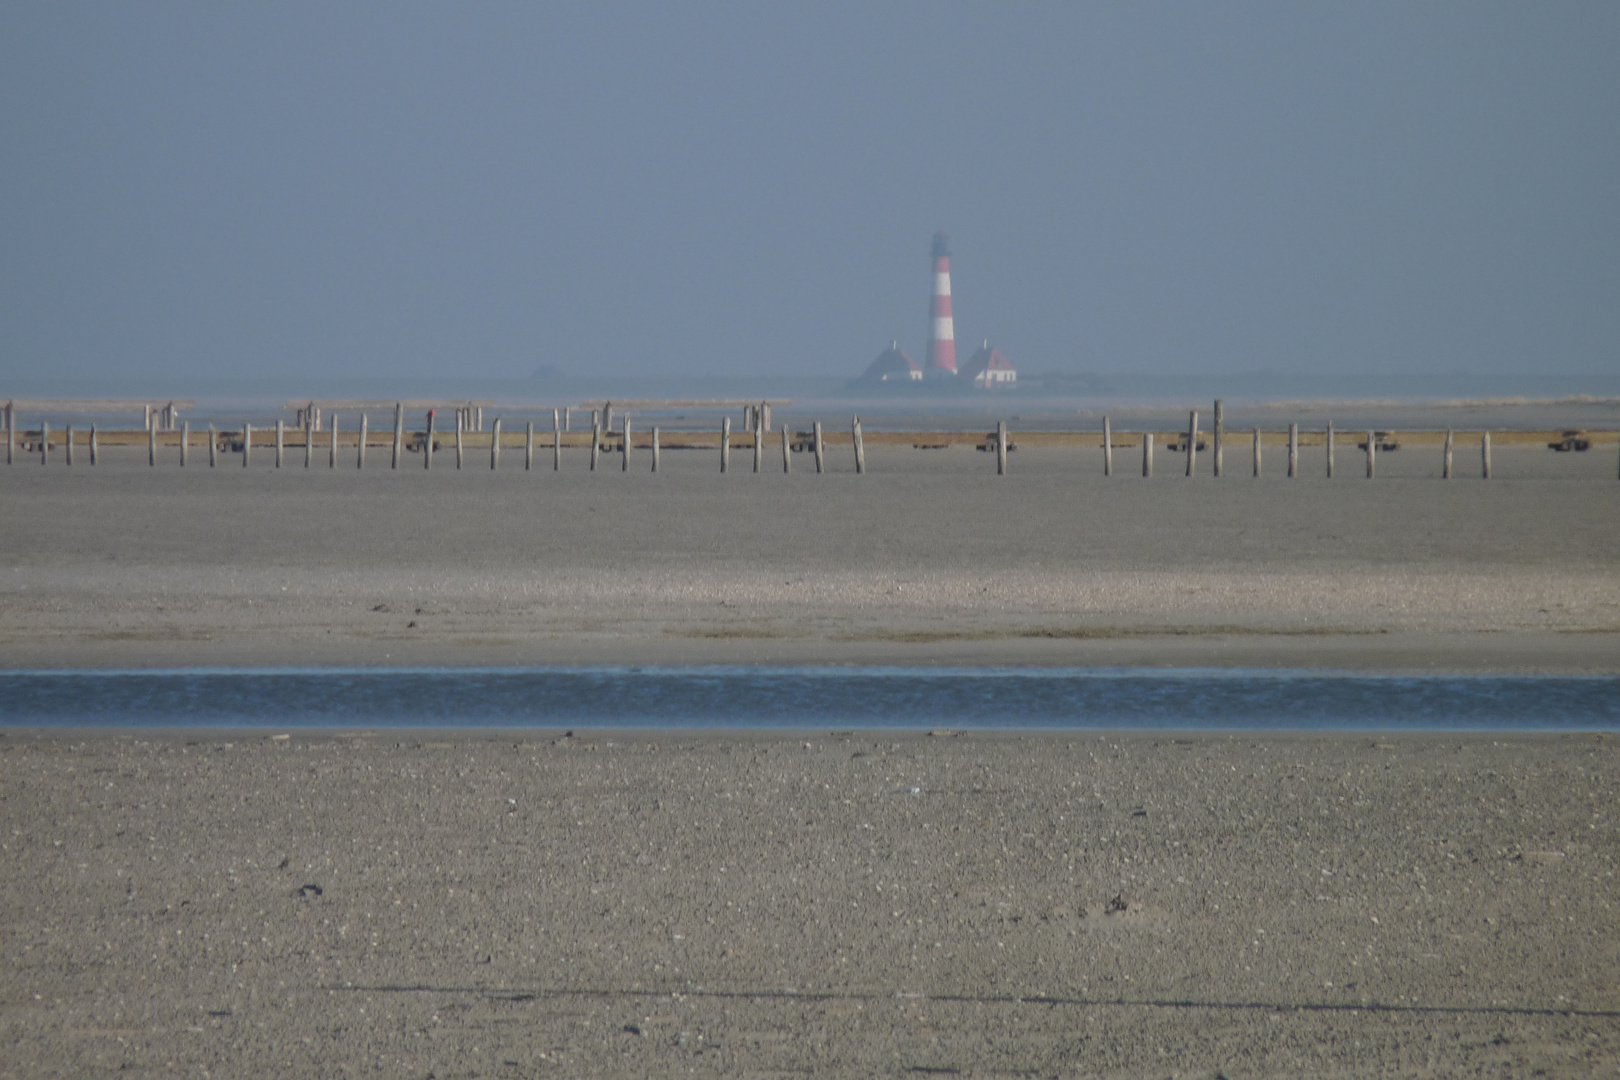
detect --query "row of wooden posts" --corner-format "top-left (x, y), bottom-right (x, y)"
top-left (4, 399), bottom-right (1613, 480)
top-left (0, 403), bottom-right (865, 475)
top-left (1087, 401), bottom-right (1505, 480)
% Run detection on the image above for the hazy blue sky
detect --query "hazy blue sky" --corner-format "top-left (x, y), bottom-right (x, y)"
top-left (3, 3), bottom-right (1616, 385)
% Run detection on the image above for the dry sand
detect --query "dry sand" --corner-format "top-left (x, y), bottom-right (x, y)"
top-left (1, 729), bottom-right (1615, 1078)
top-left (1, 441), bottom-right (1617, 671)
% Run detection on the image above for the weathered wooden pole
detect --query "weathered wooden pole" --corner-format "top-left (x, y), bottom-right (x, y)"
top-left (553, 408), bottom-right (562, 471)
top-left (304, 420), bottom-right (313, 468)
top-left (92, 423), bottom-right (100, 466)
top-left (813, 422), bottom-right (825, 474)
top-left (1366, 430), bottom-right (1376, 479)
top-left (41, 420), bottom-right (50, 465)
top-left (852, 416), bottom-right (866, 474)
top-left (1103, 415), bottom-right (1113, 476)
top-left (621, 418), bottom-right (631, 472)
top-left (148, 420), bottom-right (156, 466)
top-left (476, 405), bottom-right (484, 432)
top-left (66, 423), bottom-right (75, 466)
top-left (781, 422), bottom-right (790, 473)
top-left (391, 403), bottom-right (403, 469)
top-left (491, 417), bottom-right (502, 470)
top-left (762, 402), bottom-right (772, 433)
top-left (589, 413), bottom-right (600, 471)
top-left (243, 423), bottom-right (252, 467)
top-left (651, 426), bottom-right (661, 472)
top-left (996, 420), bottom-right (1008, 475)
top-left (424, 411), bottom-right (434, 470)
top-left (179, 421), bottom-right (189, 467)
top-left (721, 417), bottom-right (731, 473)
top-left (1443, 428), bottom-right (1453, 479)
top-left (206, 424), bottom-right (215, 468)
top-left (455, 412), bottom-right (465, 470)
top-left (276, 420), bottom-right (285, 468)
top-left (329, 415), bottom-right (338, 468)
top-left (525, 421), bottom-right (533, 471)
top-left (143, 403), bottom-right (151, 431)
top-left (357, 414), bottom-right (368, 469)
top-left (4, 403), bottom-right (12, 464)
top-left (1252, 427), bottom-right (1261, 477)
top-left (1325, 421), bottom-right (1335, 478)
top-left (1212, 400), bottom-right (1224, 477)
top-left (1482, 431), bottom-right (1492, 479)
top-left (313, 406), bottom-right (322, 432)
top-left (1185, 410), bottom-right (1198, 477)
top-left (752, 415), bottom-right (763, 473)
top-left (1287, 423), bottom-right (1298, 478)
top-left (1142, 431), bottom-right (1153, 477)
top-left (563, 406), bottom-right (571, 432)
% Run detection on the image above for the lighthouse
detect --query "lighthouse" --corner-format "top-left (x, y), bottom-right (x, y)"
top-left (925, 231), bottom-right (957, 377)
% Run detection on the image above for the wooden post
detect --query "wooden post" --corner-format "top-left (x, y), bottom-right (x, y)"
top-left (652, 426), bottom-right (661, 472)
top-left (143, 404), bottom-right (151, 431)
top-left (752, 414), bottom-right (762, 473)
top-left (329, 414), bottom-right (338, 468)
top-left (391, 403), bottom-right (403, 469)
top-left (1366, 430), bottom-right (1376, 479)
top-left (491, 417), bottom-right (502, 470)
top-left (4, 403), bottom-right (11, 464)
top-left (564, 406), bottom-right (571, 432)
top-left (276, 420), bottom-right (285, 468)
top-left (243, 424), bottom-right (252, 467)
top-left (525, 421), bottom-right (533, 471)
top-left (721, 417), bottom-right (731, 473)
top-left (621, 418), bottom-right (631, 472)
top-left (1212, 399), bottom-right (1224, 477)
top-left (781, 421), bottom-right (790, 473)
top-left (40, 420), bottom-right (49, 465)
top-left (603, 402), bottom-right (612, 432)
top-left (552, 408), bottom-right (561, 471)
top-left (1482, 431), bottom-right (1491, 479)
top-left (455, 412), bottom-right (464, 470)
top-left (590, 413), bottom-right (600, 471)
top-left (1325, 421), bottom-right (1334, 479)
top-left (813, 422), bottom-right (825, 473)
top-left (1287, 423), bottom-right (1298, 478)
top-left (1185, 410), bottom-right (1198, 477)
top-left (852, 416), bottom-right (866, 474)
top-left (179, 421), bottom-right (188, 467)
top-left (763, 402), bottom-right (772, 433)
top-left (304, 420), bottom-right (313, 468)
top-left (997, 420), bottom-right (1008, 475)
top-left (358, 414), bottom-right (368, 469)
top-left (1443, 428), bottom-right (1453, 479)
top-left (207, 424), bottom-right (215, 468)
top-left (1103, 415), bottom-right (1113, 476)
top-left (148, 421), bottom-right (156, 466)
top-left (425, 411), bottom-right (434, 470)
top-left (1142, 431), bottom-right (1153, 477)
top-left (1252, 427), bottom-right (1261, 477)
top-left (92, 423), bottom-right (100, 466)
top-left (476, 405), bottom-right (484, 432)
top-left (66, 423), bottom-right (75, 466)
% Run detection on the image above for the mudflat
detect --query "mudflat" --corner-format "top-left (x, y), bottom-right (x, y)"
top-left (1, 729), bottom-right (1615, 1078)
top-left (0, 442), bottom-right (1616, 671)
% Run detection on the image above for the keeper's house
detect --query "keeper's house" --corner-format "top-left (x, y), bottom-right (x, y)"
top-left (961, 341), bottom-right (1016, 387)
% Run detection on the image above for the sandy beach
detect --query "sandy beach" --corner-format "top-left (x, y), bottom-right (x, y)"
top-left (2, 433), bottom-right (1618, 1076)
top-left (1, 728), bottom-right (1615, 1077)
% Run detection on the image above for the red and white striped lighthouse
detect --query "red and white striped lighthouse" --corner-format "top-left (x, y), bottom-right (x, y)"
top-left (925, 231), bottom-right (957, 377)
